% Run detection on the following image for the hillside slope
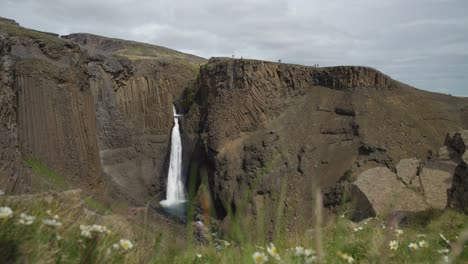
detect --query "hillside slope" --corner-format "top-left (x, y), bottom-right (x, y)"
top-left (61, 33), bottom-right (205, 68)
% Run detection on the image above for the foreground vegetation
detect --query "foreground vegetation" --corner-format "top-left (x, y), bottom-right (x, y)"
top-left (0, 190), bottom-right (467, 264)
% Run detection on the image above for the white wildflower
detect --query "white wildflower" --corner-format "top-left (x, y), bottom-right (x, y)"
top-left (442, 255), bottom-right (450, 263)
top-left (119, 239), bottom-right (134, 250)
top-left (395, 229), bottom-right (404, 237)
top-left (43, 219), bottom-right (62, 227)
top-left (80, 225), bottom-right (93, 238)
top-left (0, 207), bottom-right (13, 219)
top-left (408, 243), bottom-right (419, 250)
top-left (338, 251), bottom-right (355, 263)
top-left (112, 243), bottom-right (120, 250)
top-left (294, 246), bottom-right (305, 256)
top-left (304, 248), bottom-right (316, 257)
top-left (353, 226), bottom-right (364, 232)
top-left (196, 254), bottom-right (202, 259)
top-left (305, 255), bottom-right (317, 264)
top-left (56, 234), bottom-right (62, 241)
top-left (80, 224), bottom-right (108, 238)
top-left (437, 248), bottom-right (450, 254)
top-left (18, 213), bottom-right (36, 225)
top-left (91, 224), bottom-right (107, 233)
top-left (267, 243), bottom-right (280, 260)
top-left (389, 240), bottom-right (398, 250)
top-left (252, 252), bottom-right (268, 264)
top-left (46, 210), bottom-right (52, 215)
top-left (418, 240), bottom-right (429, 248)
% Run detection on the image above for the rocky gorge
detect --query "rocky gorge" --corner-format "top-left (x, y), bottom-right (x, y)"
top-left (0, 16), bottom-right (468, 241)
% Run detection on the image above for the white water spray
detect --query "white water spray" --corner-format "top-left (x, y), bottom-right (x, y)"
top-left (160, 105), bottom-right (187, 217)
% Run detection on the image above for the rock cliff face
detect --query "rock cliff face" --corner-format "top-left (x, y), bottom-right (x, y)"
top-left (0, 19), bottom-right (205, 205)
top-left (184, 58), bottom-right (468, 233)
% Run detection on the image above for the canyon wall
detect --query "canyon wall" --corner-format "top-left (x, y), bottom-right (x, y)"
top-left (0, 20), bottom-right (204, 205)
top-left (185, 58), bottom-right (468, 235)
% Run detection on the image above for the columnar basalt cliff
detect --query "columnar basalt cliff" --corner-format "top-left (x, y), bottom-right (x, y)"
top-left (0, 19), bottom-right (205, 205)
top-left (184, 58), bottom-right (468, 233)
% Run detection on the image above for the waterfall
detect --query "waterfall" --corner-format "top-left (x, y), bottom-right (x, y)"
top-left (160, 105), bottom-right (187, 218)
top-left (166, 105), bottom-right (186, 201)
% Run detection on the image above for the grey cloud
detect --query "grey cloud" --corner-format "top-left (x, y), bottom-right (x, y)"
top-left (0, 0), bottom-right (467, 96)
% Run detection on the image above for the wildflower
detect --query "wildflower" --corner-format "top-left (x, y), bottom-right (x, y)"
top-left (53, 214), bottom-right (59, 220)
top-left (294, 246), bottom-right (305, 256)
top-left (80, 224), bottom-right (108, 238)
top-left (304, 249), bottom-right (316, 257)
top-left (112, 243), bottom-right (120, 250)
top-left (353, 226), bottom-right (364, 232)
top-left (305, 255), bottom-right (317, 264)
top-left (408, 243), bottom-right (419, 250)
top-left (0, 207), bottom-right (13, 219)
top-left (381, 224), bottom-right (386, 229)
top-left (337, 251), bottom-right (355, 263)
top-left (46, 210), bottom-right (52, 215)
top-left (56, 234), bottom-right (62, 241)
top-left (80, 225), bottom-right (93, 238)
top-left (418, 240), bottom-right (429, 248)
top-left (222, 240), bottom-right (231, 247)
top-left (252, 252), bottom-right (268, 264)
top-left (196, 254), bottom-right (202, 259)
top-left (437, 249), bottom-right (450, 254)
top-left (18, 213), bottom-right (36, 225)
top-left (267, 243), bottom-right (280, 260)
top-left (43, 219), bottom-right (62, 227)
top-left (395, 229), bottom-right (404, 237)
top-left (442, 255), bottom-right (450, 263)
top-left (389, 240), bottom-right (398, 250)
top-left (119, 239), bottom-right (134, 250)
top-left (91, 224), bottom-right (107, 233)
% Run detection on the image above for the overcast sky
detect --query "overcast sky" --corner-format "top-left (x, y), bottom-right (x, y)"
top-left (1, 0), bottom-right (467, 96)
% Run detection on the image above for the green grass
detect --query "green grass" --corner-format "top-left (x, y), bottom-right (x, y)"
top-left (25, 159), bottom-right (69, 190)
top-left (0, 190), bottom-right (467, 263)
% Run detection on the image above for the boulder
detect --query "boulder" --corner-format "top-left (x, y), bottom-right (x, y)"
top-left (350, 167), bottom-right (429, 220)
top-left (419, 160), bottom-right (457, 209)
top-left (396, 158), bottom-right (421, 186)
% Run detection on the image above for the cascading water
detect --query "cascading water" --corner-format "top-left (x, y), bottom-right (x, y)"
top-left (160, 105), bottom-right (187, 218)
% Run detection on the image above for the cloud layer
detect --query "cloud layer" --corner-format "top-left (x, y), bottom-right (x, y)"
top-left (1, 0), bottom-right (467, 96)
